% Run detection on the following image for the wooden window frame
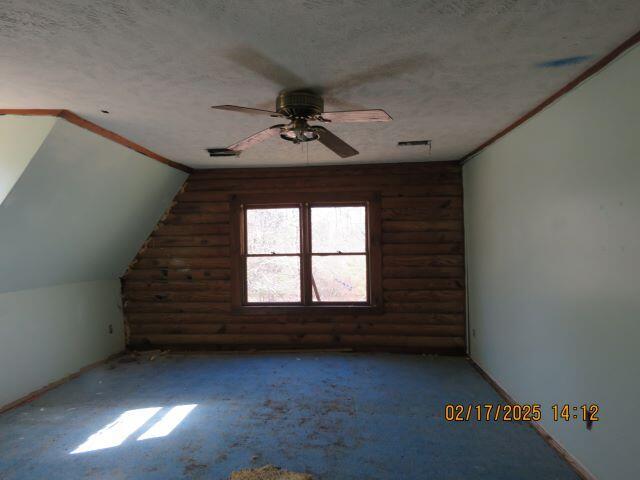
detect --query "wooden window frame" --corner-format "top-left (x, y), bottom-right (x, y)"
top-left (230, 192), bottom-right (382, 315)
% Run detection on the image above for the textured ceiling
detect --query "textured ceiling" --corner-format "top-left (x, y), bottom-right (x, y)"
top-left (1, 1), bottom-right (639, 168)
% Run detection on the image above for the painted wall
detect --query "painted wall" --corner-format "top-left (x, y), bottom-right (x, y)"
top-left (0, 116), bottom-right (187, 408)
top-left (464, 44), bottom-right (640, 479)
top-left (0, 280), bottom-right (124, 407)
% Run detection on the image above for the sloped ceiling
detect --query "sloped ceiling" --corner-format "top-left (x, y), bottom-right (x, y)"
top-left (0, 116), bottom-right (56, 204)
top-left (0, 116), bottom-right (187, 294)
top-left (1, 1), bottom-right (639, 168)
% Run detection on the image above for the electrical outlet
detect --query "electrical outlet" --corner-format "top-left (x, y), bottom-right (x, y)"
top-left (108, 324), bottom-right (113, 334)
top-left (472, 329), bottom-right (476, 338)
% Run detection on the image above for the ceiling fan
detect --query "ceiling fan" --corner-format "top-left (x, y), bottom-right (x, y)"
top-left (211, 90), bottom-right (392, 158)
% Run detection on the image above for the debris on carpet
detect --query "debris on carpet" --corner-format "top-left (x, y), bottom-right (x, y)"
top-left (229, 465), bottom-right (314, 480)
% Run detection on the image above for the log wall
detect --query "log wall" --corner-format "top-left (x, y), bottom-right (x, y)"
top-left (122, 161), bottom-right (466, 353)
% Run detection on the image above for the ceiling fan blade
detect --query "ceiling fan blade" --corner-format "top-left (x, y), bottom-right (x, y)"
top-left (312, 126), bottom-right (359, 158)
top-left (211, 105), bottom-right (283, 117)
top-left (323, 54), bottom-right (428, 95)
top-left (319, 109), bottom-right (392, 123)
top-left (224, 46), bottom-right (307, 90)
top-left (323, 95), bottom-right (366, 111)
top-left (228, 125), bottom-right (284, 152)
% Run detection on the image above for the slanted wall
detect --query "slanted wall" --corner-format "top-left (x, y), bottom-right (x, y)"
top-left (0, 115), bottom-right (187, 407)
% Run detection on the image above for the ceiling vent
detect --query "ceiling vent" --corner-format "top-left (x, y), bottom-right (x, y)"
top-left (206, 148), bottom-right (239, 157)
top-left (397, 140), bottom-right (431, 147)
top-left (398, 139), bottom-right (432, 154)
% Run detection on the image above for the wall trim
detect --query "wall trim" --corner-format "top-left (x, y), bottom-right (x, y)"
top-left (0, 109), bottom-right (193, 174)
top-left (459, 28), bottom-right (640, 165)
top-left (468, 358), bottom-right (597, 480)
top-left (0, 351), bottom-right (124, 414)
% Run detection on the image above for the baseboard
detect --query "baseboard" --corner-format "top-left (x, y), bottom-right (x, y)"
top-left (467, 358), bottom-right (597, 480)
top-left (0, 351), bottom-right (124, 414)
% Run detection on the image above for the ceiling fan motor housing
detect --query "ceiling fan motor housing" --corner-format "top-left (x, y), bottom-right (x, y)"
top-left (276, 91), bottom-right (324, 118)
top-left (211, 88), bottom-right (387, 157)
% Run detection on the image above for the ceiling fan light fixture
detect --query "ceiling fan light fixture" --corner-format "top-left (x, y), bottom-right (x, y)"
top-left (303, 130), bottom-right (319, 140)
top-left (280, 129), bottom-right (297, 140)
top-left (280, 119), bottom-right (319, 143)
top-left (279, 129), bottom-right (319, 143)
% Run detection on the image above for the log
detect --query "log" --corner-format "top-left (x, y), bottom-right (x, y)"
top-left (383, 220), bottom-right (462, 232)
top-left (125, 269), bottom-right (231, 281)
top-left (382, 243), bottom-right (464, 255)
top-left (134, 257), bottom-right (231, 269)
top-left (171, 202), bottom-right (230, 213)
top-left (385, 302), bottom-right (465, 313)
top-left (382, 231), bottom-right (464, 244)
top-left (383, 278), bottom-right (465, 291)
top-left (124, 291), bottom-right (230, 303)
top-left (130, 322), bottom-right (465, 337)
top-left (138, 246), bottom-right (230, 258)
top-left (191, 162), bottom-right (460, 180)
top-left (383, 266), bottom-right (465, 279)
top-left (383, 290), bottom-right (466, 303)
top-left (163, 213), bottom-right (229, 224)
top-left (186, 173), bottom-right (461, 192)
top-left (381, 185), bottom-right (462, 197)
top-left (175, 191), bottom-right (232, 203)
top-left (153, 224), bottom-right (230, 236)
top-left (148, 235), bottom-right (230, 247)
top-left (125, 301), bottom-right (231, 313)
top-left (126, 312), bottom-right (465, 325)
top-left (123, 280), bottom-right (231, 291)
top-left (384, 255), bottom-right (464, 267)
top-left (381, 197), bottom-right (463, 209)
top-left (129, 333), bottom-right (465, 348)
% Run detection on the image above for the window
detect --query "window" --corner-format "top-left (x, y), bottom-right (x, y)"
top-left (231, 193), bottom-right (382, 313)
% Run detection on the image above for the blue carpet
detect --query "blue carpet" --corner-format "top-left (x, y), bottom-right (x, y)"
top-left (0, 353), bottom-right (579, 479)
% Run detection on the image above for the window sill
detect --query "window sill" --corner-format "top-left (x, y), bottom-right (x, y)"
top-left (232, 304), bottom-right (384, 316)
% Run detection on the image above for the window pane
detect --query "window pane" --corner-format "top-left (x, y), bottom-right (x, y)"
top-left (247, 208), bottom-right (300, 254)
top-left (311, 255), bottom-right (367, 302)
top-left (247, 256), bottom-right (300, 303)
top-left (311, 206), bottom-right (366, 253)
